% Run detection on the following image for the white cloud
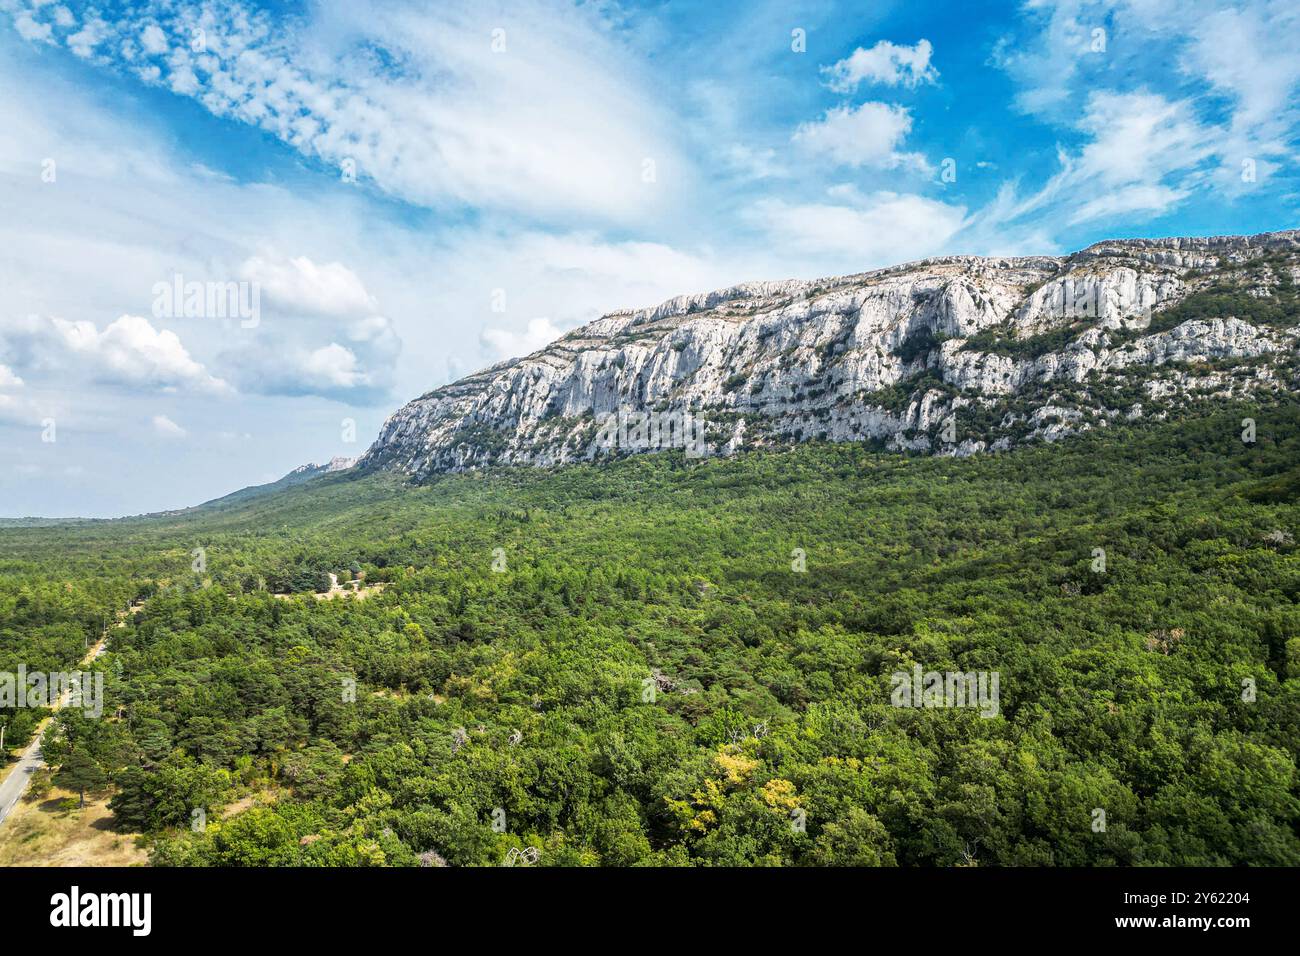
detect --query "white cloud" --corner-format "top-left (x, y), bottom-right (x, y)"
top-left (240, 255), bottom-right (377, 319)
top-left (746, 191), bottom-right (966, 266)
top-left (792, 102), bottom-right (930, 172)
top-left (13, 12), bottom-right (53, 43)
top-left (66, 16), bottom-right (110, 59)
top-left (218, 337), bottom-right (391, 400)
top-left (1, 314), bottom-right (231, 395)
top-left (63, 314), bottom-right (230, 394)
top-left (213, 256), bottom-right (401, 401)
top-left (139, 23), bottom-right (168, 55)
top-left (481, 317), bottom-right (566, 361)
top-left (216, 306), bottom-right (401, 402)
top-left (152, 414), bottom-right (187, 439)
top-left (823, 39), bottom-right (938, 92)
top-left (301, 344), bottom-right (364, 389)
top-left (0, 364), bottom-right (21, 388)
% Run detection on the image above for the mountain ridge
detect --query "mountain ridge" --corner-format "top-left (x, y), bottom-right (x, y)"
top-left (181, 456), bottom-right (359, 513)
top-left (356, 228), bottom-right (1297, 478)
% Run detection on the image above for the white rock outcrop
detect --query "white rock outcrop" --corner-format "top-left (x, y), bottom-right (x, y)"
top-left (361, 231), bottom-right (1300, 478)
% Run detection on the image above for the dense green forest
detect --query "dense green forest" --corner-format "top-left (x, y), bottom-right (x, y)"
top-left (2, 400), bottom-right (1298, 866)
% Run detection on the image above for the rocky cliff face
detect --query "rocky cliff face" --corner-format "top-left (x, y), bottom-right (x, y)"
top-left (361, 230), bottom-right (1300, 478)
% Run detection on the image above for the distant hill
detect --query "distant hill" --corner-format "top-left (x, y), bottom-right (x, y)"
top-left (0, 457), bottom-right (358, 525)
top-left (0, 516), bottom-right (94, 528)
top-left (195, 456), bottom-right (357, 509)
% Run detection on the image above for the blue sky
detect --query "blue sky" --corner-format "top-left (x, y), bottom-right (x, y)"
top-left (1, 0), bottom-right (1297, 517)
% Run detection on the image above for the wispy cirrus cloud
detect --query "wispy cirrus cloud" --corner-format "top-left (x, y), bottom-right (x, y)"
top-left (990, 0), bottom-right (1300, 224)
top-left (745, 189), bottom-right (967, 267)
top-left (3, 0), bottom-right (690, 223)
top-left (988, 90), bottom-right (1219, 230)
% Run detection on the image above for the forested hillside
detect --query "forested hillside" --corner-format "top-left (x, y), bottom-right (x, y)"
top-left (2, 400), bottom-right (1298, 866)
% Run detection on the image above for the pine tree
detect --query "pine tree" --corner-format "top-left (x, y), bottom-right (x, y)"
top-left (55, 749), bottom-right (107, 809)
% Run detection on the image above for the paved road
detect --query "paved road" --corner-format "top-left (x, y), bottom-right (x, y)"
top-left (0, 720), bottom-right (50, 824)
top-left (0, 611), bottom-right (122, 827)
